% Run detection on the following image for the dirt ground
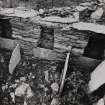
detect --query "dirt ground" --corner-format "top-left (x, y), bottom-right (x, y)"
top-left (0, 49), bottom-right (100, 105)
top-left (0, 49), bottom-right (61, 105)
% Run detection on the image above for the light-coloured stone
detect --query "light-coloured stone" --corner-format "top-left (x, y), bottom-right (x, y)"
top-left (51, 82), bottom-right (59, 92)
top-left (50, 98), bottom-right (59, 105)
top-left (89, 60), bottom-right (105, 92)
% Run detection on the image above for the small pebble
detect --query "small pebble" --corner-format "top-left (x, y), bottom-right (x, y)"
top-left (1, 57), bottom-right (4, 63)
top-left (15, 79), bottom-right (20, 83)
top-left (32, 76), bottom-right (35, 79)
top-left (39, 84), bottom-right (45, 88)
top-left (44, 71), bottom-right (49, 83)
top-left (32, 64), bottom-right (36, 67)
top-left (6, 82), bottom-right (8, 85)
top-left (42, 103), bottom-right (46, 105)
top-left (24, 100), bottom-right (27, 105)
top-left (2, 85), bottom-right (8, 91)
top-left (22, 62), bottom-right (26, 66)
top-left (20, 77), bottom-right (26, 82)
top-left (10, 92), bottom-right (15, 103)
top-left (51, 83), bottom-right (59, 92)
top-left (10, 84), bottom-right (17, 88)
top-left (51, 98), bottom-right (59, 105)
top-left (44, 87), bottom-right (48, 92)
top-left (29, 73), bottom-right (33, 76)
top-left (52, 66), bottom-right (57, 71)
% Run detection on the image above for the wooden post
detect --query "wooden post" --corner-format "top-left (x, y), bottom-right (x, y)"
top-left (50, 46), bottom-right (72, 105)
top-left (59, 46), bottom-right (72, 95)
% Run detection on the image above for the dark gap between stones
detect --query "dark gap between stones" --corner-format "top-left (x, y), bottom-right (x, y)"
top-left (0, 18), bottom-right (12, 39)
top-left (38, 26), bottom-right (54, 50)
top-left (83, 33), bottom-right (105, 60)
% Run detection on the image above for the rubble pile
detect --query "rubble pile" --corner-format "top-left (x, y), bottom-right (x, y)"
top-left (61, 71), bottom-right (90, 105)
top-left (0, 49), bottom-right (97, 105)
top-left (0, 49), bottom-right (62, 105)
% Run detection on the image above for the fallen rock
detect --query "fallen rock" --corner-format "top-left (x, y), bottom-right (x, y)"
top-left (20, 77), bottom-right (26, 82)
top-left (15, 82), bottom-right (33, 98)
top-left (9, 83), bottom-right (17, 88)
top-left (24, 100), bottom-right (27, 105)
top-left (10, 92), bottom-right (15, 103)
top-left (50, 98), bottom-right (59, 105)
top-left (91, 7), bottom-right (103, 20)
top-left (2, 84), bottom-right (8, 91)
top-left (26, 85), bottom-right (34, 98)
top-left (15, 79), bottom-right (20, 83)
top-left (9, 44), bottom-right (21, 74)
top-left (51, 82), bottom-right (59, 92)
top-left (96, 98), bottom-right (104, 105)
top-left (88, 59), bottom-right (105, 92)
top-left (44, 70), bottom-right (49, 83)
top-left (15, 82), bottom-right (29, 97)
top-left (42, 103), bottom-right (46, 105)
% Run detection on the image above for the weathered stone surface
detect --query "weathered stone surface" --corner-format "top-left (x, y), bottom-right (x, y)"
top-left (9, 44), bottom-right (21, 74)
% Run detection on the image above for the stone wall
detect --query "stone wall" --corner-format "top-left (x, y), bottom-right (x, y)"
top-left (8, 17), bottom-right (88, 60)
top-left (12, 0), bottom-right (97, 9)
